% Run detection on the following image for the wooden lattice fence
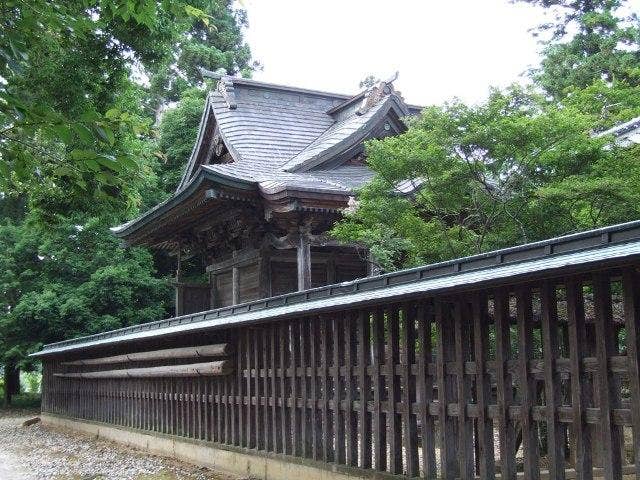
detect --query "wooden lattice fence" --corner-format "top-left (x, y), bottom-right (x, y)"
top-left (41, 265), bottom-right (640, 480)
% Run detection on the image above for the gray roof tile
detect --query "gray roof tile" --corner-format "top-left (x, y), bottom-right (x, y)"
top-left (116, 76), bottom-right (416, 237)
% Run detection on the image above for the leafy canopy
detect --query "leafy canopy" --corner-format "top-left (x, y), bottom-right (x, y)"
top-left (0, 0), bottom-right (254, 372)
top-left (0, 0), bottom-right (213, 202)
top-left (334, 0), bottom-right (640, 271)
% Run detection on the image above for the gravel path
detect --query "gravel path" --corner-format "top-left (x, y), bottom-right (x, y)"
top-left (0, 410), bottom-right (239, 480)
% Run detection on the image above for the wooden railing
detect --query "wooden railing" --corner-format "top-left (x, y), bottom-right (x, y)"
top-left (38, 223), bottom-right (640, 480)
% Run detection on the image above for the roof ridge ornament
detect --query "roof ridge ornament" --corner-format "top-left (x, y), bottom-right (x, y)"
top-left (198, 67), bottom-right (237, 110)
top-left (198, 66), bottom-right (228, 80)
top-left (356, 71), bottom-right (401, 116)
top-left (217, 76), bottom-right (237, 110)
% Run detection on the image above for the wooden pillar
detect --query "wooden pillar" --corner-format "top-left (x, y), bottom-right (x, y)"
top-left (327, 253), bottom-right (336, 284)
top-left (209, 272), bottom-right (217, 309)
top-left (297, 235), bottom-right (311, 291)
top-left (232, 266), bottom-right (239, 305)
top-left (175, 245), bottom-right (183, 316)
top-left (259, 251), bottom-right (271, 298)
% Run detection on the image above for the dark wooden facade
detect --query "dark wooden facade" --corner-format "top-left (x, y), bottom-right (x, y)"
top-left (38, 221), bottom-right (640, 480)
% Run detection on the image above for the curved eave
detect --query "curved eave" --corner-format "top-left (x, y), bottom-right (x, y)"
top-left (283, 95), bottom-right (409, 173)
top-left (112, 168), bottom-right (258, 241)
top-left (176, 92), bottom-right (246, 192)
top-left (176, 94), bottom-right (215, 191)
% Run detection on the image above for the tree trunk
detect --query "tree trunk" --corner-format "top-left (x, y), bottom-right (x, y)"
top-left (3, 363), bottom-right (20, 406)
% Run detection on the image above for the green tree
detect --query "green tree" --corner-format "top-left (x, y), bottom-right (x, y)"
top-left (0, 0), bottom-right (254, 405)
top-left (0, 0), bottom-right (211, 200)
top-left (334, 81), bottom-right (640, 271)
top-left (334, 0), bottom-right (640, 271)
top-left (155, 88), bottom-right (207, 197)
top-left (0, 212), bottom-right (172, 365)
top-left (152, 0), bottom-right (257, 196)
top-left (149, 0), bottom-right (255, 110)
top-left (516, 0), bottom-right (640, 98)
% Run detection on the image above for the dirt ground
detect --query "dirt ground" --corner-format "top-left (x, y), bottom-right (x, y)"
top-left (0, 409), bottom-right (239, 480)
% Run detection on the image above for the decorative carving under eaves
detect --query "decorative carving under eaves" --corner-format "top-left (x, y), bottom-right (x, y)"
top-left (217, 77), bottom-right (237, 110)
top-left (195, 206), bottom-right (266, 259)
top-left (213, 131), bottom-right (225, 157)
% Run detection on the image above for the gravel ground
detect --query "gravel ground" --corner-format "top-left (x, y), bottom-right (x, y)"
top-left (0, 410), bottom-right (239, 480)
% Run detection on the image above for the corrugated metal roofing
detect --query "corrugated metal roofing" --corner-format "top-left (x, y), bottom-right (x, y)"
top-left (34, 219), bottom-right (640, 357)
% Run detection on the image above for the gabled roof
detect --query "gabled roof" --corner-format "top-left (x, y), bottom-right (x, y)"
top-left (177, 72), bottom-right (415, 191)
top-left (114, 73), bottom-right (419, 245)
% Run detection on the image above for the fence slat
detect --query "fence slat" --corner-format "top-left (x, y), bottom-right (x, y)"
top-left (357, 310), bottom-right (372, 470)
top-left (345, 314), bottom-right (358, 467)
top-left (236, 330), bottom-right (243, 446)
top-left (372, 308), bottom-right (387, 472)
top-left (255, 329), bottom-right (263, 450)
top-left (541, 281), bottom-right (565, 480)
top-left (310, 317), bottom-right (321, 461)
top-left (388, 306), bottom-right (403, 475)
top-left (567, 278), bottom-right (593, 480)
top-left (291, 320), bottom-right (301, 456)
top-left (320, 316), bottom-right (333, 463)
top-left (271, 323), bottom-right (280, 453)
top-left (516, 287), bottom-right (540, 480)
top-left (455, 299), bottom-right (474, 480)
top-left (417, 302), bottom-right (437, 479)
top-left (436, 300), bottom-right (458, 480)
top-left (593, 274), bottom-right (623, 480)
top-left (280, 322), bottom-right (291, 455)
top-left (495, 288), bottom-right (517, 480)
top-left (264, 326), bottom-right (272, 452)
top-left (401, 303), bottom-right (419, 477)
top-left (472, 293), bottom-right (495, 479)
top-left (301, 319), bottom-right (311, 458)
top-left (333, 313), bottom-right (346, 464)
top-left (622, 269), bottom-right (640, 477)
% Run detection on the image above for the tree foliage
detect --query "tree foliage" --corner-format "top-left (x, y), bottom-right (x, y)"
top-left (0, 0), bottom-right (253, 377)
top-left (334, 0), bottom-right (640, 271)
top-left (515, 0), bottom-right (640, 98)
top-left (0, 0), bottom-right (216, 202)
top-left (0, 213), bottom-right (171, 362)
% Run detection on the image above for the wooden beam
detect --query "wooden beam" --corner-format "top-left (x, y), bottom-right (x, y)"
top-left (61, 344), bottom-right (230, 366)
top-left (297, 235), bottom-right (311, 291)
top-left (54, 360), bottom-right (232, 378)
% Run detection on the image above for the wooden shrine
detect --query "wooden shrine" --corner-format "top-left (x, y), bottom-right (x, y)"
top-left (112, 73), bottom-right (421, 315)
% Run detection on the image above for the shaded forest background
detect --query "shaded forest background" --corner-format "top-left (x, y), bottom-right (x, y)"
top-left (1, 0), bottom-right (639, 402)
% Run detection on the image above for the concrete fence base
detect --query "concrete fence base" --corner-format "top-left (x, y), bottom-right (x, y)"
top-left (41, 414), bottom-right (638, 480)
top-left (40, 414), bottom-right (372, 480)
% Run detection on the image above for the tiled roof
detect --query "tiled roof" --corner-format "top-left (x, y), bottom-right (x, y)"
top-left (114, 75), bottom-right (418, 239)
top-left (595, 115), bottom-right (640, 146)
top-left (180, 74), bottom-right (414, 194)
